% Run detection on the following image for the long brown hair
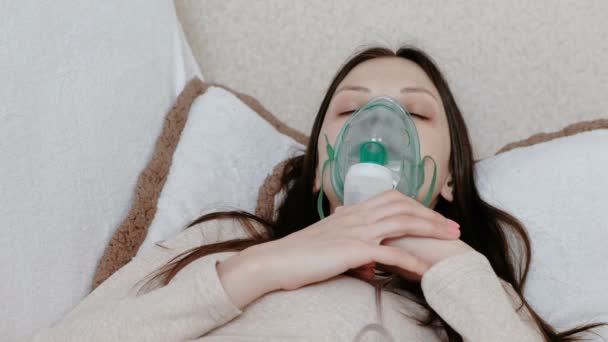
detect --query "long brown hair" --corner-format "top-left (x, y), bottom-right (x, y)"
top-left (142, 46), bottom-right (605, 341)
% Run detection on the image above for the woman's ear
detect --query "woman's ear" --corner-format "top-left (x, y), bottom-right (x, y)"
top-left (440, 174), bottom-right (454, 202)
top-left (313, 174), bottom-right (321, 192)
top-left (313, 160), bottom-right (322, 192)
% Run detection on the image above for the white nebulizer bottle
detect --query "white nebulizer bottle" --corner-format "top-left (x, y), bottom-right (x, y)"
top-left (343, 141), bottom-right (397, 342)
top-left (343, 141), bottom-right (394, 206)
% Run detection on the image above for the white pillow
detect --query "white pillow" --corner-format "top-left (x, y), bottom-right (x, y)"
top-left (475, 129), bottom-right (608, 335)
top-left (0, 1), bottom-right (201, 340)
top-left (137, 86), bottom-right (305, 254)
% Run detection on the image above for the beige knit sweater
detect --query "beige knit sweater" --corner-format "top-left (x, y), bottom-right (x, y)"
top-left (31, 218), bottom-right (544, 341)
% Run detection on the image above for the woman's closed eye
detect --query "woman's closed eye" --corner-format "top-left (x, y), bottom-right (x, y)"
top-left (340, 110), bottom-right (426, 120)
top-left (409, 112), bottom-right (428, 120)
top-left (339, 110), bottom-right (356, 116)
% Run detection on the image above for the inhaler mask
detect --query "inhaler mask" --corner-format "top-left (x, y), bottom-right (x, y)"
top-left (317, 96), bottom-right (438, 219)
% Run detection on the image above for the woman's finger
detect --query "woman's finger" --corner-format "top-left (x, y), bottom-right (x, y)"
top-left (346, 263), bottom-right (377, 281)
top-left (354, 189), bottom-right (418, 211)
top-left (368, 200), bottom-right (449, 229)
top-left (367, 244), bottom-right (429, 276)
top-left (353, 190), bottom-right (450, 228)
top-left (358, 213), bottom-right (459, 242)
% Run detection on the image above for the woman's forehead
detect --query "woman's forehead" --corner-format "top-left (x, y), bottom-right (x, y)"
top-left (337, 57), bottom-right (440, 98)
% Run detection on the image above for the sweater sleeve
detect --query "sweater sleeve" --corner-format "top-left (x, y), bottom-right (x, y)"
top-left (421, 250), bottom-right (545, 342)
top-left (30, 219), bottom-right (254, 342)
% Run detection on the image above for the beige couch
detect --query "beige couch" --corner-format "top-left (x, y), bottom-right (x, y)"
top-left (2, 1), bottom-right (607, 340)
top-left (176, 0), bottom-right (608, 159)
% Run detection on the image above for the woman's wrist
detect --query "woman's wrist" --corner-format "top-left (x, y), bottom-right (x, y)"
top-left (216, 250), bottom-right (274, 310)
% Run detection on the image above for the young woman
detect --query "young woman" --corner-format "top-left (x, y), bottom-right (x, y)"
top-left (32, 47), bottom-right (605, 342)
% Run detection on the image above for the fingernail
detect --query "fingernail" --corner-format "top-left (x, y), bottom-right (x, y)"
top-left (446, 219), bottom-right (460, 234)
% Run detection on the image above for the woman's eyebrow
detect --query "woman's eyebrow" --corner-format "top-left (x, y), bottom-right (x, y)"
top-left (334, 85), bottom-right (439, 102)
top-left (400, 86), bottom-right (440, 102)
top-left (335, 85), bottom-right (371, 94)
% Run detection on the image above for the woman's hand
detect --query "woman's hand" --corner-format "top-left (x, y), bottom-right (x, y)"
top-left (217, 190), bottom-right (461, 309)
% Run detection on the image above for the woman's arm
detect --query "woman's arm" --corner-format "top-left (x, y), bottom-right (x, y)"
top-left (421, 250), bottom-right (545, 341)
top-left (29, 219), bottom-right (261, 342)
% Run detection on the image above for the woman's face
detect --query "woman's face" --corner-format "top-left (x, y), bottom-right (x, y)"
top-left (314, 57), bottom-right (454, 214)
